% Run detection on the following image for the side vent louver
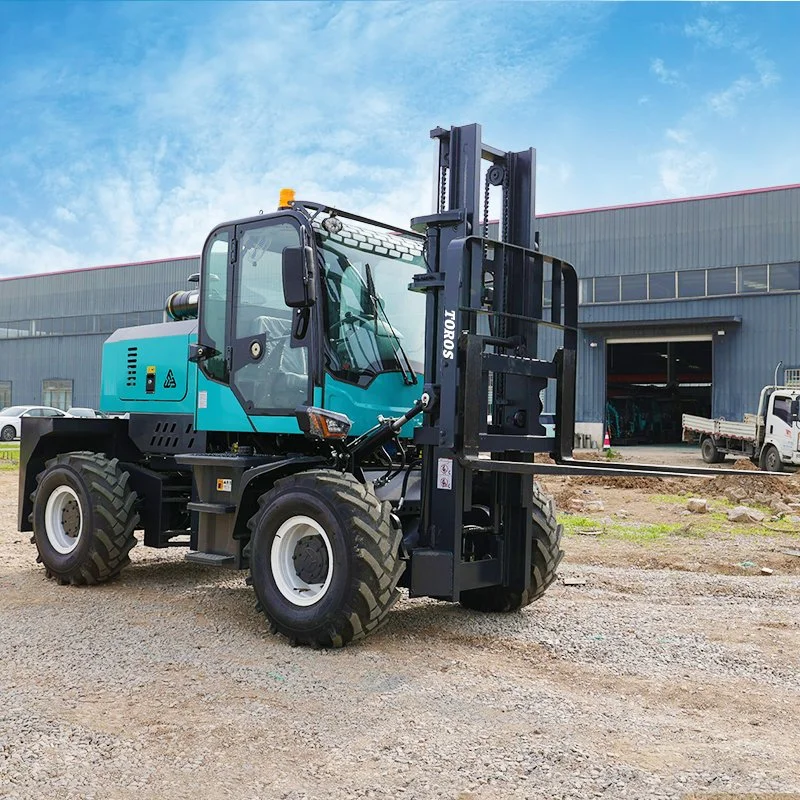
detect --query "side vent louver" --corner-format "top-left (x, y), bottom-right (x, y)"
top-left (148, 419), bottom-right (196, 451)
top-left (126, 346), bottom-right (138, 387)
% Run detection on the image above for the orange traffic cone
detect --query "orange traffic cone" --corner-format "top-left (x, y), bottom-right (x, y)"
top-left (603, 429), bottom-right (611, 450)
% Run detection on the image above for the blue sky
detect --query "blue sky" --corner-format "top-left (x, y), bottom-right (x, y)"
top-left (0, 1), bottom-right (798, 276)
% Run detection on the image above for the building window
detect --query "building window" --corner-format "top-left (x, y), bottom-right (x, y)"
top-left (42, 379), bottom-right (73, 410)
top-left (678, 269), bottom-right (706, 298)
top-left (648, 272), bottom-right (676, 300)
top-left (621, 274), bottom-right (647, 302)
top-left (0, 381), bottom-right (11, 409)
top-left (707, 267), bottom-right (737, 296)
top-left (769, 262), bottom-right (800, 292)
top-left (579, 279), bottom-right (593, 304)
top-left (738, 265), bottom-right (767, 293)
top-left (594, 276), bottom-right (620, 303)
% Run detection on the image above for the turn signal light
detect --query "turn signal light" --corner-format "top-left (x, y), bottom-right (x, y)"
top-left (278, 188), bottom-right (296, 209)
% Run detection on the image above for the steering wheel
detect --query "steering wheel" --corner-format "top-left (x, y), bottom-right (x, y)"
top-left (329, 311), bottom-right (373, 334)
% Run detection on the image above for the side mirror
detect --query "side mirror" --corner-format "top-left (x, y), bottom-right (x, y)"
top-left (791, 398), bottom-right (799, 422)
top-left (282, 245), bottom-right (317, 308)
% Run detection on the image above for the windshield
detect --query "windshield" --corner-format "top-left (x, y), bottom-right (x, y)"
top-left (316, 221), bottom-right (426, 385)
top-left (0, 406), bottom-right (25, 416)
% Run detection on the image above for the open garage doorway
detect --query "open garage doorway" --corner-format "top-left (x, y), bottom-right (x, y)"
top-left (606, 338), bottom-right (712, 445)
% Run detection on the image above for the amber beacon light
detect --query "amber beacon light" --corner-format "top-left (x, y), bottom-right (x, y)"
top-left (278, 188), bottom-right (296, 209)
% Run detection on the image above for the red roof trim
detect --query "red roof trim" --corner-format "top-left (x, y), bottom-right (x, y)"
top-left (537, 183), bottom-right (800, 218)
top-left (0, 254), bottom-right (200, 283)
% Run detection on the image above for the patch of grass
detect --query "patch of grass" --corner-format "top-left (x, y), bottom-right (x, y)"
top-left (560, 515), bottom-right (599, 531)
top-left (0, 442), bottom-right (20, 470)
top-left (649, 493), bottom-right (689, 505)
top-left (612, 522), bottom-right (687, 542)
top-left (560, 513), bottom-right (692, 542)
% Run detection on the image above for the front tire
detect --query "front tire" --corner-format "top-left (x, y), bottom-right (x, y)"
top-left (31, 452), bottom-right (139, 585)
top-left (1, 425), bottom-right (15, 442)
top-left (459, 481), bottom-right (563, 613)
top-left (761, 444), bottom-right (784, 473)
top-left (248, 470), bottom-right (405, 648)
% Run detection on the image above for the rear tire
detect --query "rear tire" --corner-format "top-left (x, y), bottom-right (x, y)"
top-left (701, 437), bottom-right (725, 464)
top-left (1, 425), bottom-right (15, 442)
top-left (761, 444), bottom-right (784, 473)
top-left (248, 470), bottom-right (405, 648)
top-left (31, 452), bottom-right (139, 585)
top-left (459, 481), bottom-right (563, 613)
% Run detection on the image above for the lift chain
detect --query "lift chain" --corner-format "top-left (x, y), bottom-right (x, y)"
top-left (482, 170), bottom-right (491, 258)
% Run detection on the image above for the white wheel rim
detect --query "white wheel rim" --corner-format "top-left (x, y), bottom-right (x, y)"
top-left (270, 515), bottom-right (334, 607)
top-left (44, 485), bottom-right (83, 554)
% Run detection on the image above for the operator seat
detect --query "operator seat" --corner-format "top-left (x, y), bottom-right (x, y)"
top-left (252, 315), bottom-right (308, 409)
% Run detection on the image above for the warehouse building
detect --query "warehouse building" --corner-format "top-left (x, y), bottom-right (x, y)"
top-left (1, 183), bottom-right (799, 446)
top-left (536, 183), bottom-right (800, 445)
top-left (0, 256), bottom-right (199, 411)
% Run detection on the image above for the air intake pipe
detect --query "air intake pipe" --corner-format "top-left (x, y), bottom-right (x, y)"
top-left (165, 289), bottom-right (199, 321)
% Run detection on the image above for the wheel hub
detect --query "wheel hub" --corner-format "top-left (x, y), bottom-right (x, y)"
top-left (292, 534), bottom-right (329, 584)
top-left (61, 500), bottom-right (81, 537)
top-left (44, 485), bottom-right (83, 555)
top-left (270, 515), bottom-right (335, 607)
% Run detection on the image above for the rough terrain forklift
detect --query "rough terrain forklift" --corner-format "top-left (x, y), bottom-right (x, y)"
top-left (18, 123), bottom-right (701, 648)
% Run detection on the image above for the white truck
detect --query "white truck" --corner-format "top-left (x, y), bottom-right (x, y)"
top-left (682, 380), bottom-right (800, 472)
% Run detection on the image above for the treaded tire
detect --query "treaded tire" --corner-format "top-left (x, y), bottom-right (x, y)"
top-left (701, 437), bottom-right (725, 464)
top-left (248, 469), bottom-right (404, 648)
top-left (31, 451), bottom-right (139, 585)
top-left (761, 444), bottom-right (784, 473)
top-left (1, 425), bottom-right (15, 442)
top-left (459, 480), bottom-right (563, 613)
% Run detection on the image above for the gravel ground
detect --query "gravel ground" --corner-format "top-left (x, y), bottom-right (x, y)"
top-left (1, 468), bottom-right (799, 800)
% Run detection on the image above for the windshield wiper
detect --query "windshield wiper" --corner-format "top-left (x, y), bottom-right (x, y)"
top-left (365, 262), bottom-right (418, 386)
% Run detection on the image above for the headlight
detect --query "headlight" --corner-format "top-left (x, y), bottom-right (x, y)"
top-left (295, 406), bottom-right (353, 440)
top-left (322, 215), bottom-right (343, 235)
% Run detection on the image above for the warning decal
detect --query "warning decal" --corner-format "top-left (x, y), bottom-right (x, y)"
top-left (163, 369), bottom-right (177, 389)
top-left (437, 458), bottom-right (453, 490)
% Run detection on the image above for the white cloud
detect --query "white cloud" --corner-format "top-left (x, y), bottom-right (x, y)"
top-left (708, 77), bottom-right (754, 116)
top-left (684, 16), bottom-right (732, 49)
top-left (0, 2), bottom-right (607, 276)
top-left (54, 206), bottom-right (77, 223)
top-left (0, 215), bottom-right (80, 273)
top-left (657, 147), bottom-right (717, 197)
top-left (665, 128), bottom-right (690, 144)
top-left (684, 12), bottom-right (779, 116)
top-left (650, 58), bottom-right (680, 86)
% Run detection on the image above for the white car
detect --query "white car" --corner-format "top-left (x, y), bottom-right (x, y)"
top-left (0, 406), bottom-right (70, 441)
top-left (66, 407), bottom-right (109, 418)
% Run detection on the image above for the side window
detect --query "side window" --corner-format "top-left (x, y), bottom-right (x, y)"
top-left (773, 396), bottom-right (792, 425)
top-left (26, 409), bottom-right (41, 417)
top-left (199, 231), bottom-right (231, 383)
top-left (236, 222), bottom-right (299, 337)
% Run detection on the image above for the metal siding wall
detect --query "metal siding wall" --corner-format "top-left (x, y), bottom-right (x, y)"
top-left (0, 336), bottom-right (106, 408)
top-left (0, 258), bottom-right (200, 408)
top-left (538, 187), bottom-right (800, 276)
top-left (535, 187), bottom-right (800, 426)
top-left (0, 258), bottom-right (199, 320)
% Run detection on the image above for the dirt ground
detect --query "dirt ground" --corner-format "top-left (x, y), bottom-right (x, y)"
top-left (1, 458), bottom-right (799, 799)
